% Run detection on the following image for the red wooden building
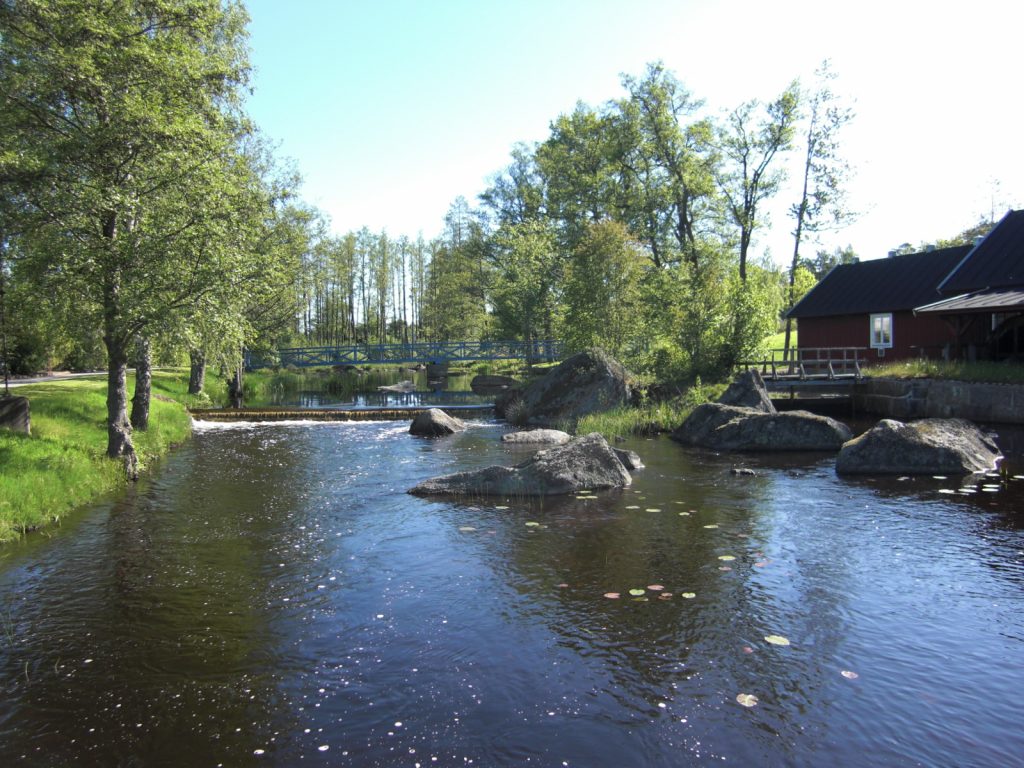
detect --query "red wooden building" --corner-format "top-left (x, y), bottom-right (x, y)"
top-left (789, 209), bottom-right (1024, 363)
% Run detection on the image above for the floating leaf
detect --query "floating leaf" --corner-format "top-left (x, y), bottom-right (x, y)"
top-left (628, 588), bottom-right (646, 596)
top-left (754, 561), bottom-right (769, 568)
top-left (673, 501), bottom-right (685, 505)
top-left (718, 566), bottom-right (732, 571)
top-left (764, 635), bottom-right (790, 646)
top-left (938, 489), bottom-right (956, 494)
top-left (647, 584), bottom-right (664, 591)
top-left (458, 526), bottom-right (477, 532)
top-left (632, 596), bottom-right (649, 602)
top-left (703, 524), bottom-right (719, 529)
top-left (645, 508), bottom-right (661, 512)
top-left (525, 521), bottom-right (541, 527)
top-left (495, 505), bottom-right (509, 510)
top-left (678, 511), bottom-right (690, 516)
top-left (742, 646), bottom-right (754, 654)
top-left (604, 592), bottom-right (620, 599)
top-left (841, 670), bottom-right (859, 679)
top-left (736, 693), bottom-right (758, 708)
top-left (625, 505), bottom-right (640, 510)
top-left (658, 593), bottom-right (673, 600)
top-left (556, 583), bottom-right (569, 589)
top-left (681, 592), bottom-right (696, 599)
top-left (932, 475), bottom-right (948, 480)
top-left (718, 555), bottom-right (736, 561)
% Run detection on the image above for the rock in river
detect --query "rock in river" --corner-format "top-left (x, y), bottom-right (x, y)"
top-left (672, 403), bottom-right (852, 452)
top-left (835, 418), bottom-right (1002, 475)
top-left (409, 432), bottom-right (632, 497)
top-left (409, 408), bottom-right (467, 437)
top-left (511, 348), bottom-right (631, 428)
top-left (501, 429), bottom-right (572, 445)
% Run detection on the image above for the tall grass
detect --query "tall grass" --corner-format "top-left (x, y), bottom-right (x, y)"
top-left (0, 371), bottom-right (193, 542)
top-left (576, 380), bottom-right (727, 438)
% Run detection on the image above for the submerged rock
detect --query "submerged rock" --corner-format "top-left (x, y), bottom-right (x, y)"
top-left (612, 446), bottom-right (644, 471)
top-left (513, 349), bottom-right (631, 427)
top-left (501, 429), bottom-right (572, 445)
top-left (409, 408), bottom-right (466, 437)
top-left (408, 432), bottom-right (632, 497)
top-left (672, 403), bottom-right (852, 451)
top-left (471, 374), bottom-right (520, 395)
top-left (836, 418), bottom-right (1001, 475)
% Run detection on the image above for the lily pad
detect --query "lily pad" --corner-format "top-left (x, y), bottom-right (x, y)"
top-left (703, 524), bottom-right (719, 529)
top-left (647, 584), bottom-right (664, 591)
top-left (681, 592), bottom-right (696, 599)
top-left (525, 521), bottom-right (541, 527)
top-left (841, 669), bottom-right (859, 679)
top-left (736, 693), bottom-right (758, 708)
top-left (645, 508), bottom-right (661, 512)
top-left (625, 505), bottom-right (640, 510)
top-left (458, 526), bottom-right (477, 532)
top-left (678, 511), bottom-right (690, 516)
top-left (604, 592), bottom-right (620, 599)
top-left (718, 555), bottom-right (736, 561)
top-left (495, 505), bottom-right (509, 510)
top-left (764, 634), bottom-right (790, 646)
top-left (628, 588), bottom-right (646, 596)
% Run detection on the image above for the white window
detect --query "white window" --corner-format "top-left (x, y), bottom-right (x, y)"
top-left (870, 313), bottom-right (893, 349)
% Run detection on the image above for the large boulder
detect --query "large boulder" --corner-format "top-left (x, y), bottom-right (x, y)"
top-left (409, 408), bottom-right (466, 437)
top-left (514, 349), bottom-right (631, 427)
top-left (501, 429), bottom-right (572, 445)
top-left (836, 418), bottom-right (1002, 475)
top-left (409, 432), bottom-right (632, 497)
top-left (471, 374), bottom-right (520, 395)
top-left (672, 403), bottom-right (852, 451)
top-left (718, 369), bottom-right (775, 413)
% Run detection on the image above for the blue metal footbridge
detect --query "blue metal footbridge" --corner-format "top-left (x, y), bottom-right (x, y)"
top-left (245, 340), bottom-right (563, 369)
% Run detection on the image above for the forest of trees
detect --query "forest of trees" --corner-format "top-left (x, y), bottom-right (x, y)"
top-left (1, 1), bottom-right (867, 470)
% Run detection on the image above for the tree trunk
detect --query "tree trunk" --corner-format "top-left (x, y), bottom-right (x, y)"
top-left (130, 335), bottom-right (152, 431)
top-left (188, 347), bottom-right (206, 395)
top-left (227, 366), bottom-right (243, 408)
top-left (103, 271), bottom-right (138, 478)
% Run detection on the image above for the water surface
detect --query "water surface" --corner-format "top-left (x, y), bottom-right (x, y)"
top-left (1, 420), bottom-right (1022, 766)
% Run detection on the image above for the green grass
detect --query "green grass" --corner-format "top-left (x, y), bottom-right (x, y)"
top-left (576, 380), bottom-right (727, 438)
top-left (866, 359), bottom-right (1024, 384)
top-left (763, 329), bottom-right (797, 350)
top-left (0, 371), bottom-right (194, 543)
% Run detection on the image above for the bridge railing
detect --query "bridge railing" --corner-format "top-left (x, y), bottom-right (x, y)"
top-left (246, 340), bottom-right (563, 369)
top-left (736, 347), bottom-right (867, 381)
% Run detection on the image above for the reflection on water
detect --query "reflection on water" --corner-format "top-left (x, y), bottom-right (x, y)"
top-left (1, 423), bottom-right (1023, 766)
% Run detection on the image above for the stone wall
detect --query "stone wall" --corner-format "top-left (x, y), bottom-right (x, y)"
top-left (0, 396), bottom-right (31, 435)
top-left (852, 378), bottom-right (1024, 425)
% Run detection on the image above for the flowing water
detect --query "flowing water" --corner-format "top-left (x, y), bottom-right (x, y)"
top-left (1, 418), bottom-right (1023, 766)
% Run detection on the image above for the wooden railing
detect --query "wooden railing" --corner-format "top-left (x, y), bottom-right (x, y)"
top-left (737, 347), bottom-right (867, 381)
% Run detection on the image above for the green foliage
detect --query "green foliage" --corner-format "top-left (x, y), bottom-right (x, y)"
top-left (576, 379), bottom-right (726, 438)
top-left (561, 221), bottom-right (645, 358)
top-left (489, 220), bottom-right (561, 343)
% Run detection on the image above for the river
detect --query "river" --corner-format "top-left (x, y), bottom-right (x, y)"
top-left (1, 415), bottom-right (1022, 766)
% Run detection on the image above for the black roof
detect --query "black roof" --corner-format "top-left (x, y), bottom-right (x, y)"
top-left (939, 209), bottom-right (1024, 294)
top-left (787, 245), bottom-right (971, 319)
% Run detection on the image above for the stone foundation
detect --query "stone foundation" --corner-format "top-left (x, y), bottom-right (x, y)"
top-left (853, 378), bottom-right (1024, 425)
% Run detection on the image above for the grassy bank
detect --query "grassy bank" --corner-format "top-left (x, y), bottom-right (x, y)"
top-left (866, 359), bottom-right (1024, 384)
top-left (0, 371), bottom-right (194, 543)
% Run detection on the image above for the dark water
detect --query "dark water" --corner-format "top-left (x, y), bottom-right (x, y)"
top-left (1, 422), bottom-right (1023, 767)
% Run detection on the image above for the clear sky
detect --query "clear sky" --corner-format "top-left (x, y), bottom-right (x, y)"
top-left (243, 0), bottom-right (1023, 264)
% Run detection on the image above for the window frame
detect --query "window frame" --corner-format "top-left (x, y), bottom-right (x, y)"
top-left (869, 312), bottom-right (893, 350)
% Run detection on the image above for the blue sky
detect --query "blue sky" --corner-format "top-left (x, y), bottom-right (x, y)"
top-left (244, 0), bottom-right (1023, 263)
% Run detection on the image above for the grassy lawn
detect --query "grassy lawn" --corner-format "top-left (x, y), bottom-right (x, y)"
top-left (0, 370), bottom-right (194, 543)
top-left (763, 329), bottom-right (796, 351)
top-left (576, 381), bottom-right (727, 439)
